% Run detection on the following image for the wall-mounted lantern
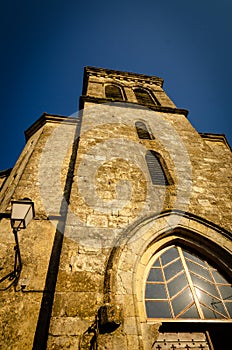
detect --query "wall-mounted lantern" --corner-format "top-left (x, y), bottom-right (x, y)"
top-left (11, 198), bottom-right (35, 230)
top-left (0, 198), bottom-right (35, 291)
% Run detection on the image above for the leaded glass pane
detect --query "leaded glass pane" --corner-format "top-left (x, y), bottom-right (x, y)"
top-left (164, 258), bottom-right (183, 281)
top-left (167, 272), bottom-right (188, 298)
top-left (172, 287), bottom-right (194, 317)
top-left (180, 304), bottom-right (200, 318)
top-left (212, 270), bottom-right (229, 284)
top-left (147, 268), bottom-right (163, 282)
top-left (196, 287), bottom-right (228, 317)
top-left (225, 302), bottom-right (232, 317)
top-left (161, 247), bottom-right (179, 265)
top-left (201, 304), bottom-right (225, 319)
top-left (186, 260), bottom-right (213, 282)
top-left (210, 299), bottom-right (228, 317)
top-left (146, 301), bottom-right (171, 318)
top-left (218, 285), bottom-right (232, 300)
top-left (183, 251), bottom-right (207, 267)
top-left (195, 287), bottom-right (218, 307)
top-left (146, 283), bottom-right (166, 299)
top-left (191, 274), bottom-right (219, 298)
top-left (152, 259), bottom-right (160, 267)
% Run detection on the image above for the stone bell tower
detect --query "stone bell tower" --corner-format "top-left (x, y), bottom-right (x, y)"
top-left (0, 67), bottom-right (231, 350)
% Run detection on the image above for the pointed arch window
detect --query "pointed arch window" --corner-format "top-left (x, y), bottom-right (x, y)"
top-left (134, 88), bottom-right (158, 106)
top-left (145, 245), bottom-right (232, 320)
top-left (105, 84), bottom-right (124, 101)
top-left (145, 150), bottom-right (170, 185)
top-left (135, 121), bottom-right (152, 140)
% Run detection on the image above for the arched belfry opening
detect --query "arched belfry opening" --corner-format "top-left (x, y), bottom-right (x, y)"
top-left (134, 87), bottom-right (158, 106)
top-left (105, 84), bottom-right (124, 101)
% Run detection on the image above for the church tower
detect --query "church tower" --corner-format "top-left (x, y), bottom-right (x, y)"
top-left (0, 67), bottom-right (231, 349)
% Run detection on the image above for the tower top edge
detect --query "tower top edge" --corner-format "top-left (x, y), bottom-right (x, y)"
top-left (84, 66), bottom-right (164, 86)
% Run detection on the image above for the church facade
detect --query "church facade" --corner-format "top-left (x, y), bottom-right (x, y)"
top-left (0, 66), bottom-right (231, 349)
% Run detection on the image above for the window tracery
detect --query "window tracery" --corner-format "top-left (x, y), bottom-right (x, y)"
top-left (145, 245), bottom-right (232, 320)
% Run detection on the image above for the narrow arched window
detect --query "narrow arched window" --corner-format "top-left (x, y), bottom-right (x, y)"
top-left (145, 245), bottom-right (232, 320)
top-left (134, 88), bottom-right (157, 106)
top-left (145, 150), bottom-right (169, 185)
top-left (105, 84), bottom-right (124, 100)
top-left (135, 121), bottom-right (152, 140)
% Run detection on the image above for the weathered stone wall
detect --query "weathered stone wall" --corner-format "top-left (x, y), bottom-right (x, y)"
top-left (0, 117), bottom-right (77, 349)
top-left (0, 67), bottom-right (231, 350)
top-left (47, 100), bottom-right (231, 349)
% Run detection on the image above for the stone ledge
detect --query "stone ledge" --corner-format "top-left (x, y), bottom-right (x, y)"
top-left (79, 95), bottom-right (189, 117)
top-left (24, 112), bottom-right (78, 141)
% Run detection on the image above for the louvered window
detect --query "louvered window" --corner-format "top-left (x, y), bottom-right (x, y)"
top-left (105, 84), bottom-right (124, 100)
top-left (145, 151), bottom-right (169, 185)
top-left (134, 88), bottom-right (157, 106)
top-left (135, 121), bottom-right (152, 140)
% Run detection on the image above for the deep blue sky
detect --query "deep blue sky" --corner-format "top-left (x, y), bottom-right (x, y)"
top-left (1, 0), bottom-right (231, 170)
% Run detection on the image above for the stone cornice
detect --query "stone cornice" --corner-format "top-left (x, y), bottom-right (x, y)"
top-left (200, 132), bottom-right (231, 151)
top-left (82, 66), bottom-right (164, 95)
top-left (79, 95), bottom-right (189, 117)
top-left (24, 112), bottom-right (78, 141)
